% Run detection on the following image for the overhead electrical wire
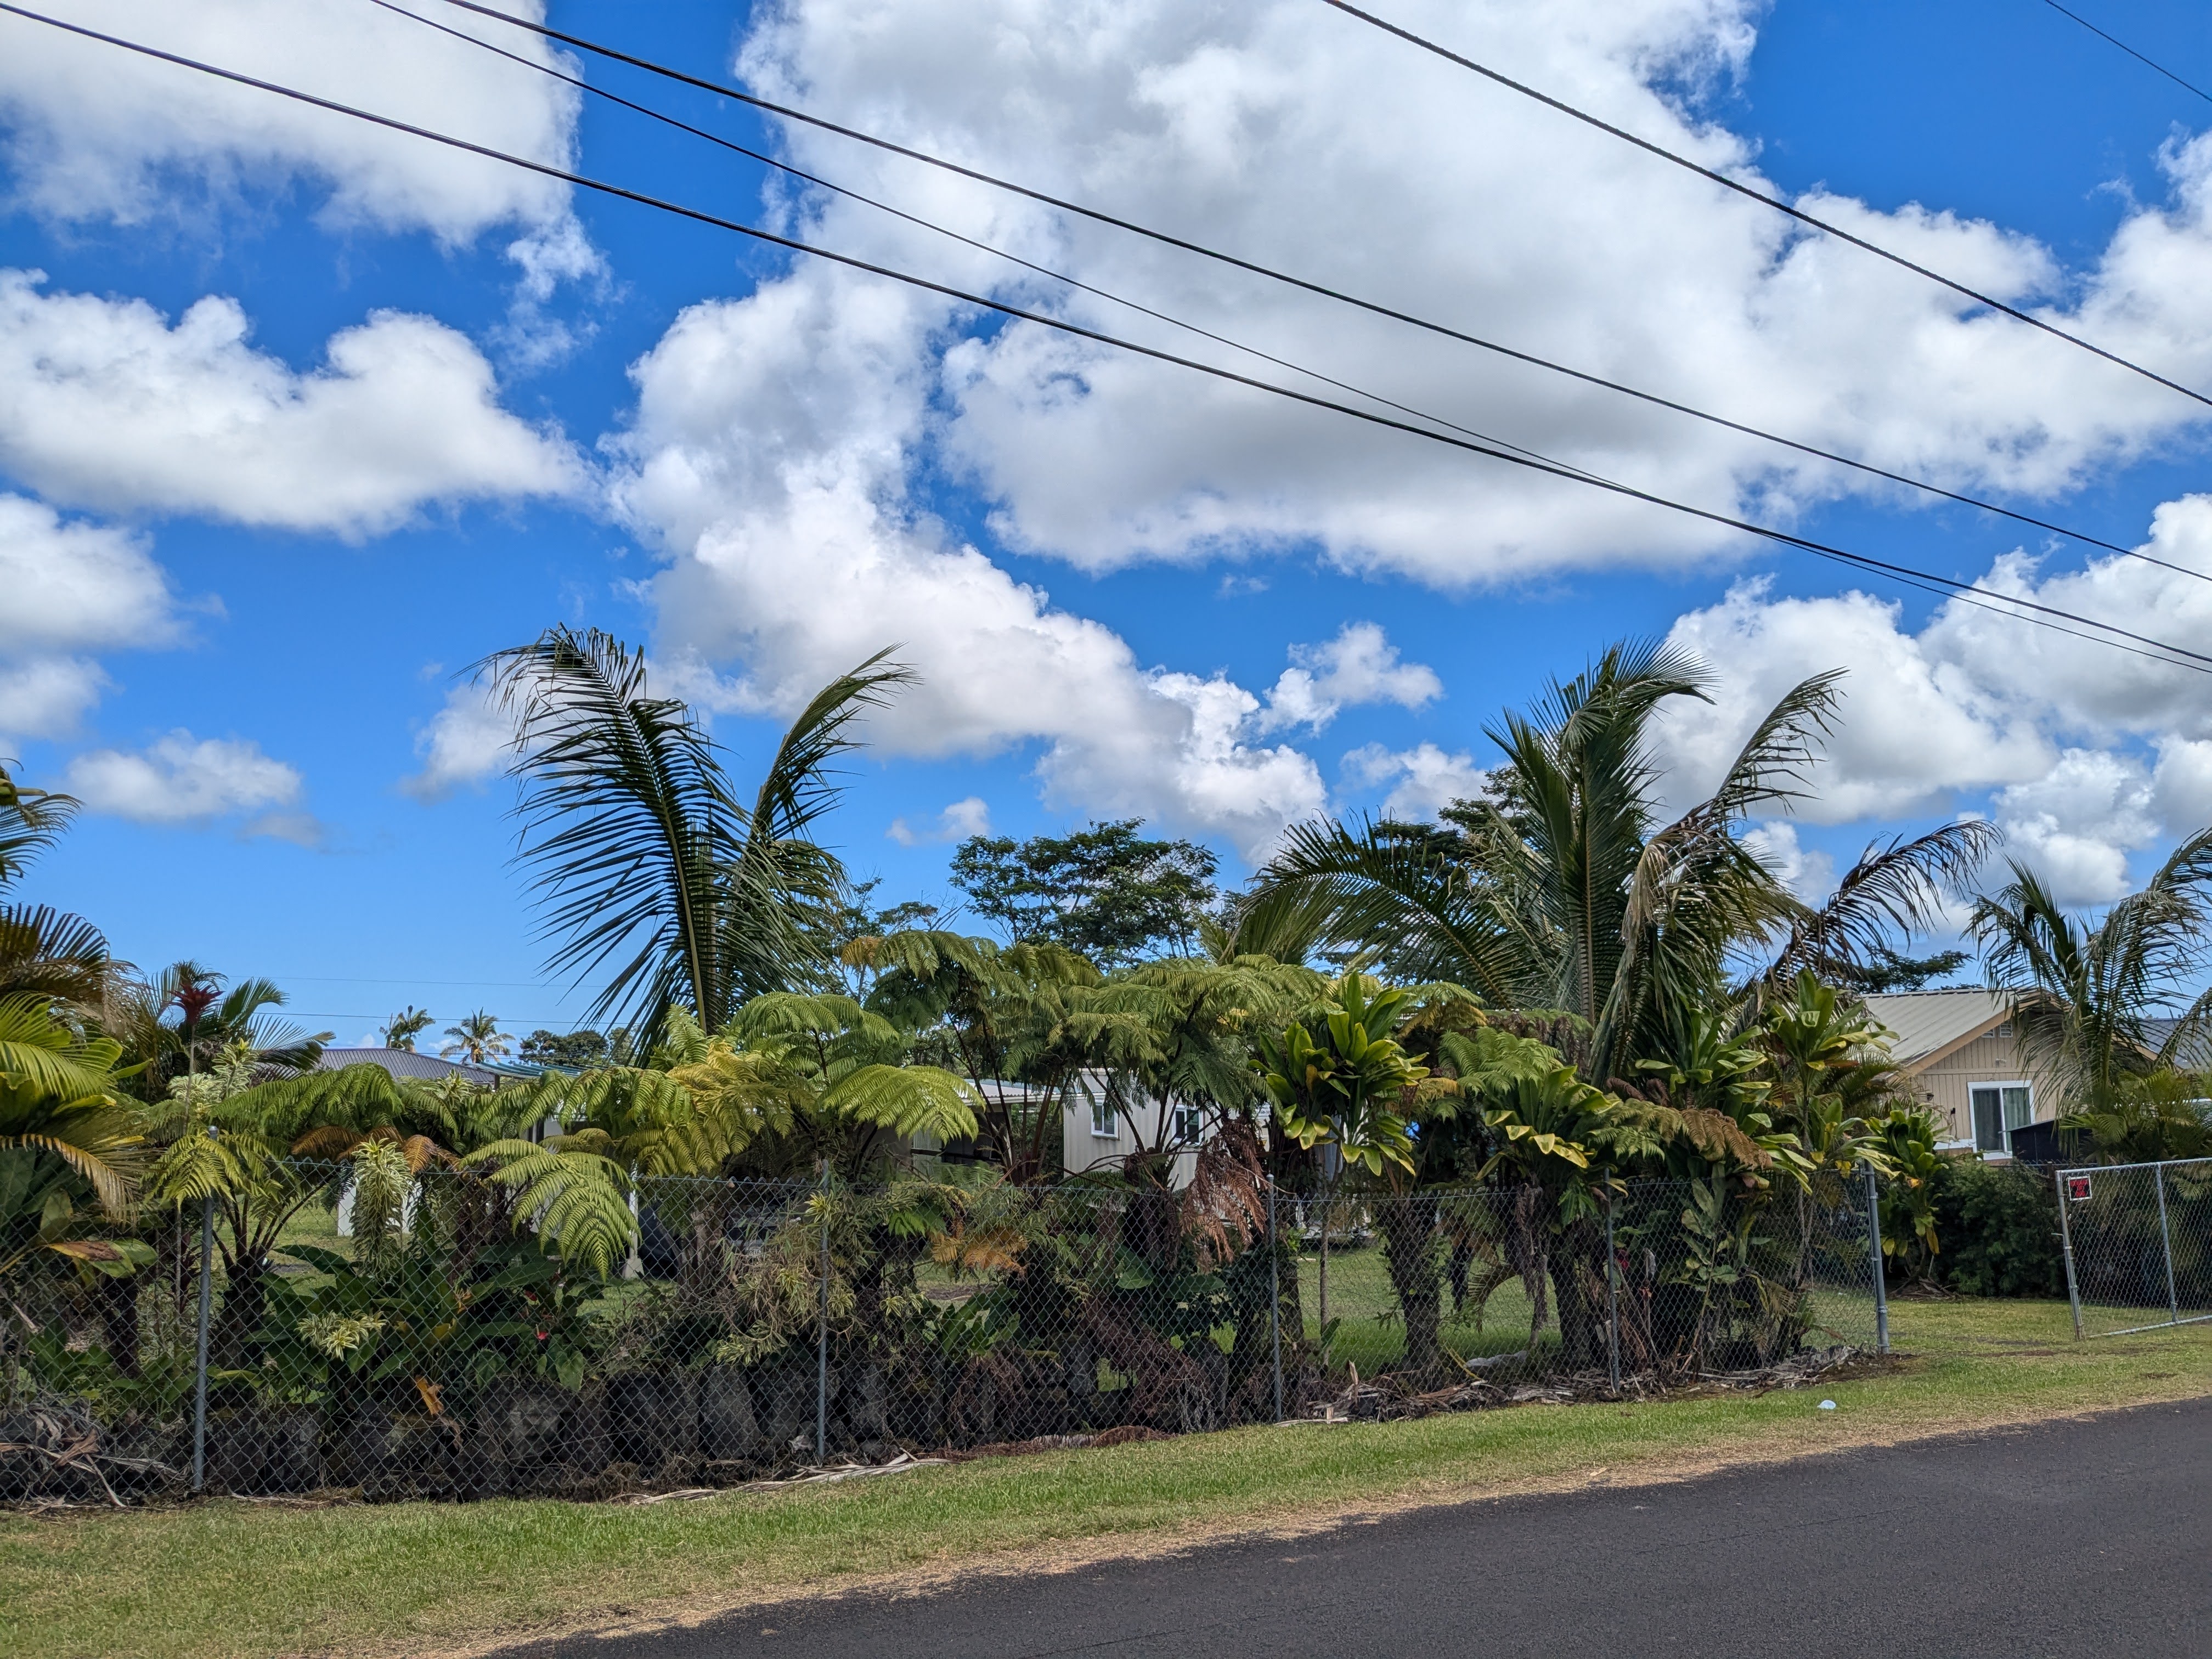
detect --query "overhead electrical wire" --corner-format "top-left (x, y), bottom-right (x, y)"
top-left (362, 0), bottom-right (1590, 481)
top-left (1318, 0), bottom-right (2212, 415)
top-left (2041, 0), bottom-right (2212, 106)
top-left (8, 1), bottom-right (2209, 681)
top-left (400, 0), bottom-right (2212, 585)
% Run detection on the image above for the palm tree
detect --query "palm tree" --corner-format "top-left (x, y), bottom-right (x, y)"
top-left (476, 627), bottom-right (912, 1044)
top-left (382, 1006), bottom-right (433, 1051)
top-left (0, 764), bottom-right (111, 1011)
top-left (1972, 829), bottom-right (2212, 1139)
top-left (0, 995), bottom-right (146, 1321)
top-left (441, 1009), bottom-right (510, 1065)
top-left (1256, 643), bottom-right (1839, 1082)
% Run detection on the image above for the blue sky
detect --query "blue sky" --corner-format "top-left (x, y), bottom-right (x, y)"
top-left (3, 0), bottom-right (2211, 1042)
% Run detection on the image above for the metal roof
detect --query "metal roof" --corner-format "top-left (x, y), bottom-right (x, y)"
top-left (1860, 990), bottom-right (2012, 1066)
top-left (315, 1046), bottom-right (514, 1087)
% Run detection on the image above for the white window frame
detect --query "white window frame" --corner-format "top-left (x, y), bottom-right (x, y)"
top-left (1968, 1080), bottom-right (2034, 1156)
top-left (1088, 1086), bottom-right (1118, 1141)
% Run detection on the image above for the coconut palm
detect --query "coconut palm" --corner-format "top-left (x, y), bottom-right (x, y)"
top-left (0, 764), bottom-right (111, 1011)
top-left (382, 1006), bottom-right (433, 1051)
top-left (1972, 828), bottom-right (2212, 1130)
top-left (477, 627), bottom-right (912, 1045)
top-left (441, 1009), bottom-right (510, 1064)
top-left (1255, 643), bottom-right (1841, 1083)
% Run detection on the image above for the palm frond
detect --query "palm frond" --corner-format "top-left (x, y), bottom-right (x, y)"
top-left (1762, 820), bottom-right (2000, 989)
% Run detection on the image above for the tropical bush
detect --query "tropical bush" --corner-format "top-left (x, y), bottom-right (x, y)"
top-left (1931, 1159), bottom-right (2066, 1299)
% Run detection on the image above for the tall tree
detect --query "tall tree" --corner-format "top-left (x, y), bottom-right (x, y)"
top-left (1972, 830), bottom-right (2212, 1120)
top-left (950, 820), bottom-right (1218, 968)
top-left (1255, 644), bottom-right (1831, 1081)
top-left (0, 763), bottom-right (110, 1009)
top-left (477, 627), bottom-right (910, 1041)
top-left (382, 1006), bottom-right (434, 1051)
top-left (441, 1010), bottom-right (511, 1065)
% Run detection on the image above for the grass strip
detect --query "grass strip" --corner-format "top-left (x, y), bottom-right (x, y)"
top-left (5, 1298), bottom-right (2209, 1659)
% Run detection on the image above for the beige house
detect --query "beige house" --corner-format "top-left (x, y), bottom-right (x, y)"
top-left (1862, 989), bottom-right (2060, 1156)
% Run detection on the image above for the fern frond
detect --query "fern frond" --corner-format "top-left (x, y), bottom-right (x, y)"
top-left (821, 1064), bottom-right (981, 1143)
top-left (464, 1138), bottom-right (637, 1275)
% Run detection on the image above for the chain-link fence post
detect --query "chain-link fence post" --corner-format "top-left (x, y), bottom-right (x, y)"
top-left (1863, 1165), bottom-right (1889, 1356)
top-left (2056, 1166), bottom-right (2085, 1340)
top-left (1603, 1192), bottom-right (1620, 1396)
top-left (189, 1184), bottom-right (213, 1494)
top-left (2155, 1161), bottom-right (2181, 1328)
top-left (815, 1160), bottom-right (830, 1464)
top-left (1267, 1182), bottom-right (1284, 1422)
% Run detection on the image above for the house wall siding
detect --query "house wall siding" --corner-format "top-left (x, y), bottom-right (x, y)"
top-left (1905, 1029), bottom-right (2059, 1143)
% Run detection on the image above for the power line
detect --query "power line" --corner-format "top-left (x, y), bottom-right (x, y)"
top-left (362, 0), bottom-right (1587, 480)
top-left (403, 0), bottom-right (2212, 585)
top-left (2041, 0), bottom-right (2212, 105)
top-left (10, 3), bottom-right (2209, 680)
top-left (1318, 0), bottom-right (2212, 414)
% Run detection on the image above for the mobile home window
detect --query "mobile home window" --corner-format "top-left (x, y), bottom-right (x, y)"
top-left (1970, 1083), bottom-right (2032, 1154)
top-left (1173, 1104), bottom-right (1204, 1145)
top-left (1090, 1089), bottom-right (1118, 1139)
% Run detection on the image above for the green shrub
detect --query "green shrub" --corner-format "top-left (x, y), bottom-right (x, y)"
top-left (1932, 1159), bottom-right (2064, 1297)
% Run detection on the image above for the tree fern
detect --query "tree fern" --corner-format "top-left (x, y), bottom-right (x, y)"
top-left (464, 1139), bottom-right (637, 1276)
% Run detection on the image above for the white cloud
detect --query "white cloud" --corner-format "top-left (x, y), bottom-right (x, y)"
top-left (1257, 622), bottom-right (1442, 733)
top-left (65, 730), bottom-right (315, 840)
top-left (0, 493), bottom-right (183, 740)
top-left (0, 270), bottom-right (581, 536)
top-left (597, 0), bottom-right (2212, 866)
top-left (1341, 741), bottom-right (1489, 821)
top-left (726, 0), bottom-right (2212, 586)
top-left (1648, 507), bottom-right (2212, 903)
top-left (0, 0), bottom-right (580, 244)
top-left (1651, 577), bottom-right (2049, 822)
top-left (612, 271), bottom-right (1328, 860)
top-left (1742, 821), bottom-right (1837, 903)
top-left (1991, 749), bottom-right (2159, 905)
top-left (401, 683), bottom-right (516, 801)
top-left (0, 657), bottom-right (110, 745)
top-left (888, 795), bottom-right (991, 846)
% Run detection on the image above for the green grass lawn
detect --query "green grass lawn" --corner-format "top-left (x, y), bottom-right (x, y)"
top-left (7, 1297), bottom-right (2208, 1659)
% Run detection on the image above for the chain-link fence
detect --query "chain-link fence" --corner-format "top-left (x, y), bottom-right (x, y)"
top-left (2, 1162), bottom-right (1888, 1506)
top-left (2056, 1156), bottom-right (2212, 1339)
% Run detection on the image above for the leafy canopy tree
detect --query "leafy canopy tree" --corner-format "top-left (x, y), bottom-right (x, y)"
top-left (518, 1028), bottom-right (609, 1069)
top-left (479, 627), bottom-right (910, 1046)
top-left (950, 820), bottom-right (1218, 969)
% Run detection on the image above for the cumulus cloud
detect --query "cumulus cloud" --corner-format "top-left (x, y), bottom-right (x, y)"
top-left (611, 270), bottom-right (1328, 859)
top-left (888, 795), bottom-right (991, 846)
top-left (726, 0), bottom-right (2212, 585)
top-left (0, 0), bottom-right (580, 244)
top-left (1742, 821), bottom-right (1837, 903)
top-left (594, 0), bottom-right (2212, 864)
top-left (1647, 500), bottom-right (2212, 903)
top-left (1257, 622), bottom-right (1442, 733)
top-left (0, 271), bottom-right (581, 536)
top-left (401, 683), bottom-right (515, 801)
top-left (0, 493), bottom-right (183, 740)
top-left (65, 730), bottom-right (319, 842)
top-left (1341, 742), bottom-right (1489, 822)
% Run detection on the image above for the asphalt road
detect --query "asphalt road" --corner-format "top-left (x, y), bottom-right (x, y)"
top-left (520, 1396), bottom-right (2212, 1658)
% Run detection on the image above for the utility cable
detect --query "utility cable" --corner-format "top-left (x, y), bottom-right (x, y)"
top-left (10, 0), bottom-right (2209, 678)
top-left (1319, 0), bottom-right (2212, 414)
top-left (363, 0), bottom-right (1589, 479)
top-left (403, 0), bottom-right (2210, 584)
top-left (2041, 0), bottom-right (2212, 105)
